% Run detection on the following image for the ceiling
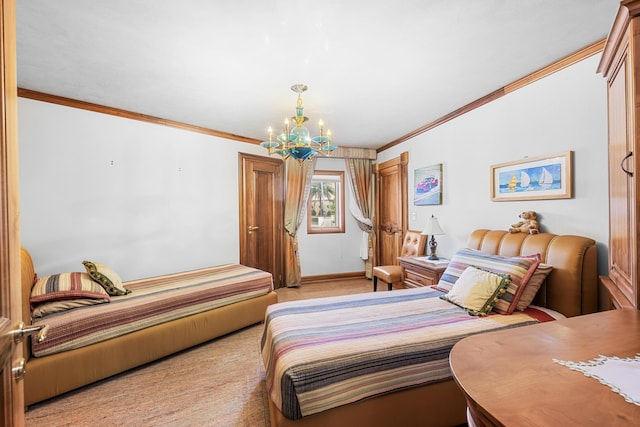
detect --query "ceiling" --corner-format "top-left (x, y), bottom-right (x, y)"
top-left (15, 1), bottom-right (618, 150)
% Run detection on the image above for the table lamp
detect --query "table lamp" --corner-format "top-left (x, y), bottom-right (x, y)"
top-left (421, 214), bottom-right (445, 260)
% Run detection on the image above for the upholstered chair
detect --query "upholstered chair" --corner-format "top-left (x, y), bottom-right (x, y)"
top-left (373, 230), bottom-right (427, 291)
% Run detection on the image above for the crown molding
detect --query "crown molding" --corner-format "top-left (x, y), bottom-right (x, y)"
top-left (17, 88), bottom-right (262, 145)
top-left (379, 39), bottom-right (606, 153)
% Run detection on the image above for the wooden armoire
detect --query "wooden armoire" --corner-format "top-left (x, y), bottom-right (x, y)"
top-left (598, 0), bottom-right (640, 309)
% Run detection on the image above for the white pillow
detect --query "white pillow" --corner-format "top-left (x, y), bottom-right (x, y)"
top-left (440, 266), bottom-right (509, 316)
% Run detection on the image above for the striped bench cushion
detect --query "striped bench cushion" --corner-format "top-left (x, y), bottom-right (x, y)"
top-left (31, 264), bottom-right (273, 357)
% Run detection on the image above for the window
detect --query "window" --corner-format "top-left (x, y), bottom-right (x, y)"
top-left (307, 170), bottom-right (345, 234)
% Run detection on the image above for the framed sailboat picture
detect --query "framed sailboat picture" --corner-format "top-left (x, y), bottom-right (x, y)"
top-left (490, 151), bottom-right (573, 201)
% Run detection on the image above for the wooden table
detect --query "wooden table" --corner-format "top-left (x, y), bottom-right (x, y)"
top-left (449, 309), bottom-right (640, 426)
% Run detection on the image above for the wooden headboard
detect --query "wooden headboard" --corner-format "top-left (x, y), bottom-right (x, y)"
top-left (467, 230), bottom-right (598, 317)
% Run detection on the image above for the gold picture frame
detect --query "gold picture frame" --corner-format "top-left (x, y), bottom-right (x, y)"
top-left (490, 151), bottom-right (573, 201)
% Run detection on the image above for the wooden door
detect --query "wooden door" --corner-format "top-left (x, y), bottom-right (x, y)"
top-left (375, 152), bottom-right (408, 266)
top-left (0, 0), bottom-right (25, 423)
top-left (238, 153), bottom-right (284, 288)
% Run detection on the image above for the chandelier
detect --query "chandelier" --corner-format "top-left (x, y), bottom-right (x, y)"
top-left (261, 84), bottom-right (337, 161)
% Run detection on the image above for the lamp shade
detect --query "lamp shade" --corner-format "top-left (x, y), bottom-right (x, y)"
top-left (422, 215), bottom-right (445, 236)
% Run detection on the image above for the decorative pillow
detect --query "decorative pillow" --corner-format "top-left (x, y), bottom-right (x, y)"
top-left (30, 272), bottom-right (111, 306)
top-left (436, 248), bottom-right (540, 314)
top-left (516, 263), bottom-right (553, 311)
top-left (440, 266), bottom-right (510, 316)
top-left (32, 298), bottom-right (109, 318)
top-left (82, 260), bottom-right (131, 296)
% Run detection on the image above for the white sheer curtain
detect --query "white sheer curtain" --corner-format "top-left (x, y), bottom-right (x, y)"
top-left (345, 158), bottom-right (374, 277)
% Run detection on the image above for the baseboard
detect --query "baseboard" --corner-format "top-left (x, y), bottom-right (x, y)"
top-left (301, 271), bottom-right (367, 284)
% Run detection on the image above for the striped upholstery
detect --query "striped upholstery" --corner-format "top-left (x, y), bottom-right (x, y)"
top-left (261, 287), bottom-right (558, 420)
top-left (32, 264), bottom-right (273, 357)
top-left (436, 248), bottom-right (539, 314)
top-left (31, 272), bottom-right (111, 304)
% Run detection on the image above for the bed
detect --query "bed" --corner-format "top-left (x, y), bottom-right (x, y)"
top-left (261, 229), bottom-right (598, 427)
top-left (21, 248), bottom-right (278, 406)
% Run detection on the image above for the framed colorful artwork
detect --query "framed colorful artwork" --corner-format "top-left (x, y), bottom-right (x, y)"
top-left (490, 151), bottom-right (573, 201)
top-left (414, 163), bottom-right (442, 206)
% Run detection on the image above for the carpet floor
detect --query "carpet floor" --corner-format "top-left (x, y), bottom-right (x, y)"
top-left (24, 279), bottom-right (373, 427)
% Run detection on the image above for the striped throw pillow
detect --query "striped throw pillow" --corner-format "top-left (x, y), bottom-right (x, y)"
top-left (436, 248), bottom-right (540, 314)
top-left (30, 272), bottom-right (111, 306)
top-left (516, 263), bottom-right (553, 310)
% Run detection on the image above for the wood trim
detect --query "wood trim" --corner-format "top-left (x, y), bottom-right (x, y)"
top-left (599, 6), bottom-right (632, 75)
top-left (238, 153), bottom-right (284, 288)
top-left (19, 38), bottom-right (604, 156)
top-left (306, 170), bottom-right (346, 234)
top-left (17, 88), bottom-right (262, 145)
top-left (301, 272), bottom-right (366, 284)
top-left (373, 151), bottom-right (409, 172)
top-left (599, 1), bottom-right (640, 76)
top-left (599, 275), bottom-right (635, 309)
top-left (505, 40), bottom-right (605, 93)
top-left (374, 151), bottom-right (409, 268)
top-left (379, 39), bottom-right (606, 153)
top-left (17, 88), bottom-right (376, 159)
top-left (377, 88), bottom-right (504, 152)
top-left (17, 38), bottom-right (604, 154)
top-left (1, 0), bottom-right (25, 423)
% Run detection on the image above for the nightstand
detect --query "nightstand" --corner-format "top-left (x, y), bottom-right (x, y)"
top-left (397, 256), bottom-right (448, 288)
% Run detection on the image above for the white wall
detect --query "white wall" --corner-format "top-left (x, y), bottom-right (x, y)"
top-left (18, 99), bottom-right (367, 280)
top-left (18, 53), bottom-right (609, 280)
top-left (18, 99), bottom-right (268, 280)
top-left (378, 54), bottom-right (609, 273)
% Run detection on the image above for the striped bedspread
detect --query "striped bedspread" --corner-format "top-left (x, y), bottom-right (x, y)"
top-left (32, 264), bottom-right (273, 357)
top-left (261, 287), bottom-right (559, 420)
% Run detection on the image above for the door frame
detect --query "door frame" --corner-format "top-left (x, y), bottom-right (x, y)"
top-left (374, 152), bottom-right (408, 266)
top-left (0, 0), bottom-right (25, 423)
top-left (238, 153), bottom-right (284, 288)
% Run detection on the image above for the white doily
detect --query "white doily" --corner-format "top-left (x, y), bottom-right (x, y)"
top-left (553, 354), bottom-right (640, 406)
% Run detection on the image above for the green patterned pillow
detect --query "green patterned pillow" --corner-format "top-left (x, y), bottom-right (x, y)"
top-left (82, 260), bottom-right (131, 296)
top-left (440, 266), bottom-right (510, 316)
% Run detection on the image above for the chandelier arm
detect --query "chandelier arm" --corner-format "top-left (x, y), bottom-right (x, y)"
top-left (261, 84), bottom-right (336, 161)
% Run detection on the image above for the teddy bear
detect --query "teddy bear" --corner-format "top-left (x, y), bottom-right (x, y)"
top-left (508, 211), bottom-right (539, 234)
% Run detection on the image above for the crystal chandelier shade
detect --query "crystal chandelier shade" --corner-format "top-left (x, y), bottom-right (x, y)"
top-left (261, 84), bottom-right (337, 161)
